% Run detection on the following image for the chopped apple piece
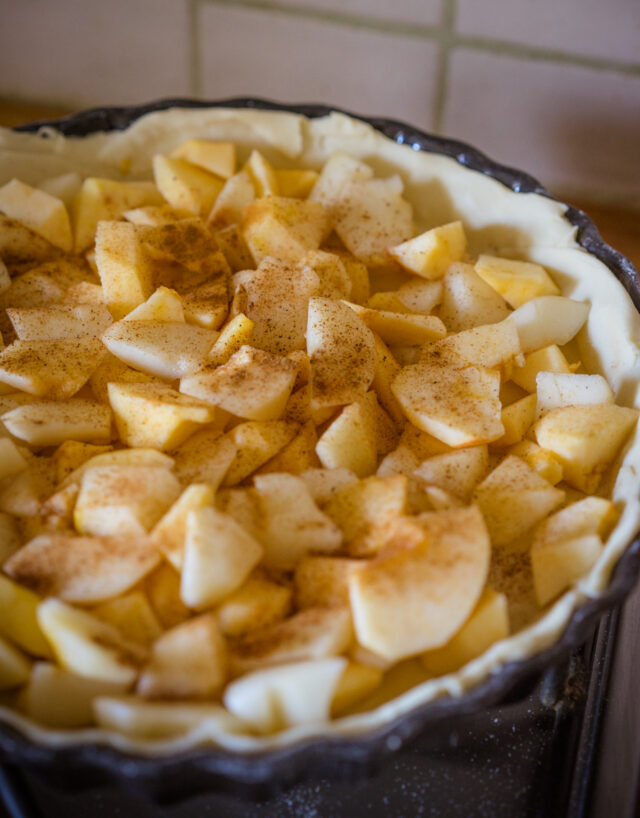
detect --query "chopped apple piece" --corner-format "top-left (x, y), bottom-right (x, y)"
top-left (92, 592), bottom-right (162, 648)
top-left (246, 150), bottom-right (279, 196)
top-left (152, 155), bottom-right (224, 216)
top-left (349, 506), bottom-right (490, 660)
top-left (395, 277), bottom-right (443, 314)
top-left (331, 661), bottom-right (383, 716)
top-left (137, 613), bottom-right (227, 700)
top-left (74, 465), bottom-right (181, 537)
top-left (37, 598), bottom-right (145, 684)
top-left (391, 364), bottom-right (503, 447)
top-left (181, 345), bottom-right (297, 421)
top-left (475, 255), bottom-right (559, 308)
top-left (223, 420), bottom-right (299, 486)
top-left (7, 303), bottom-right (112, 340)
top-left (60, 447), bottom-right (173, 489)
top-left (180, 507), bottom-right (263, 609)
top-left (171, 139), bottom-right (236, 178)
top-left (2, 400), bottom-right (112, 447)
top-left (0, 437), bottom-right (28, 480)
top-left (294, 556), bottom-right (362, 609)
top-left (532, 535), bottom-right (603, 607)
top-left (323, 474), bottom-right (408, 556)
top-left (94, 221), bottom-right (153, 319)
top-left (108, 382), bottom-right (217, 451)
top-left (509, 296), bottom-right (590, 353)
top-left (414, 445), bottom-right (489, 502)
top-left (420, 319), bottom-right (521, 371)
top-left (511, 344), bottom-right (572, 393)
top-left (145, 563), bottom-right (191, 630)
top-left (244, 256), bottom-right (319, 354)
top-left (389, 221), bottom-right (466, 279)
top-left (0, 574), bottom-right (52, 657)
top-left (298, 467), bottom-right (359, 505)
top-left (172, 427), bottom-right (236, 489)
top-left (344, 301), bottom-right (446, 346)
top-left (123, 204), bottom-right (192, 226)
top-left (20, 662), bottom-right (126, 728)
top-left (307, 297), bottom-right (375, 408)
top-left (73, 178), bottom-right (162, 253)
top-left (223, 657), bottom-right (347, 734)
top-left (94, 696), bottom-right (242, 739)
top-left (208, 313), bottom-right (254, 365)
top-left (473, 455), bottom-right (565, 548)
top-left (493, 393), bottom-right (538, 447)
top-left (150, 483), bottom-right (215, 569)
top-left (301, 250), bottom-right (352, 300)
top-left (89, 353), bottom-right (160, 404)
top-left (230, 607), bottom-right (352, 676)
top-left (208, 169), bottom-right (256, 228)
top-left (5, 532), bottom-right (159, 604)
top-left (370, 332), bottom-right (405, 427)
top-left (217, 575), bottom-right (292, 638)
top-left (0, 179), bottom-right (72, 252)
top-left (123, 286), bottom-right (184, 323)
top-left (421, 588), bottom-right (509, 675)
top-left (275, 168), bottom-right (318, 198)
top-left (0, 512), bottom-right (22, 563)
top-left (255, 420), bottom-right (320, 475)
top-left (102, 320), bottom-right (217, 379)
top-left (536, 372), bottom-right (614, 415)
top-left (316, 397), bottom-right (378, 478)
top-left (534, 404), bottom-right (638, 492)
top-left (252, 472), bottom-right (342, 570)
top-left (0, 635), bottom-right (31, 690)
top-left (507, 439), bottom-right (563, 484)
top-left (243, 196), bottom-right (329, 264)
top-left (439, 262), bottom-right (510, 331)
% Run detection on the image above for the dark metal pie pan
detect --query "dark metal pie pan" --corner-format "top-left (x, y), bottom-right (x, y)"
top-left (2, 97), bottom-right (639, 803)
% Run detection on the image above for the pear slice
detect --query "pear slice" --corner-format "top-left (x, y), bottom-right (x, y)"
top-left (137, 614), bottom-right (227, 700)
top-left (0, 338), bottom-right (106, 399)
top-left (391, 363), bottom-right (503, 447)
top-left (37, 599), bottom-right (146, 685)
top-left (307, 297), bottom-right (375, 409)
top-left (5, 532), bottom-right (160, 604)
top-left (349, 506), bottom-right (490, 661)
top-left (223, 657), bottom-right (347, 734)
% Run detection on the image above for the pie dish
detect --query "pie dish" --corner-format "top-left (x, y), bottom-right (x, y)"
top-left (0, 98), bottom-right (639, 796)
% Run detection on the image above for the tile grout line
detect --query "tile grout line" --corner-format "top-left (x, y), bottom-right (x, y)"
top-left (189, 0), bottom-right (203, 97)
top-left (432, 0), bottom-right (455, 134)
top-left (199, 0), bottom-right (640, 77)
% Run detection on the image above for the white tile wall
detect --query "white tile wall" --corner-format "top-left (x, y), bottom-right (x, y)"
top-left (444, 50), bottom-right (640, 205)
top-left (252, 0), bottom-right (443, 27)
top-left (457, 0), bottom-right (640, 63)
top-left (0, 0), bottom-right (191, 106)
top-left (199, 4), bottom-right (440, 130)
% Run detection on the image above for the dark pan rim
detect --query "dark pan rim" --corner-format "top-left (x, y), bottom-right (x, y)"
top-left (3, 97), bottom-right (640, 800)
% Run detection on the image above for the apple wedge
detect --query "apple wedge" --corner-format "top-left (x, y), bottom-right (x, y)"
top-left (349, 506), bottom-right (490, 660)
top-left (180, 507), bottom-right (264, 609)
top-left (391, 363), bottom-right (504, 447)
top-left (223, 657), bottom-right (347, 734)
top-left (307, 297), bottom-right (375, 409)
top-left (5, 532), bottom-right (159, 604)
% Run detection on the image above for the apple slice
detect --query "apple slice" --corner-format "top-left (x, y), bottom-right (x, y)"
top-left (74, 465), bottom-right (181, 537)
top-left (230, 607), bottom-right (352, 676)
top-left (217, 575), bottom-right (292, 638)
top-left (4, 532), bottom-right (159, 604)
top-left (180, 507), bottom-right (263, 609)
top-left (315, 396), bottom-right (378, 478)
top-left (102, 320), bottom-right (218, 379)
top-left (0, 179), bottom-right (72, 252)
top-left (171, 139), bottom-right (236, 178)
top-left (275, 169), bottom-right (319, 199)
top-left (243, 196), bottom-right (329, 265)
top-left (532, 535), bottom-right (603, 607)
top-left (94, 220), bottom-right (154, 318)
top-left (150, 483), bottom-right (215, 569)
top-left (473, 455), bottom-right (565, 548)
top-left (252, 472), bottom-right (342, 570)
top-left (419, 319), bottom-right (521, 370)
top-left (0, 438), bottom-right (27, 481)
top-left (508, 296), bottom-right (590, 353)
top-left (153, 155), bottom-right (224, 216)
top-left (413, 445), bottom-right (489, 503)
top-left (349, 506), bottom-right (490, 660)
top-left (343, 301), bottom-right (446, 346)
top-left (307, 297), bottom-right (375, 409)
top-left (172, 427), bottom-right (236, 489)
top-left (223, 420), bottom-right (299, 486)
top-left (475, 255), bottom-right (559, 307)
top-left (137, 614), bottom-right (227, 700)
top-left (122, 286), bottom-right (184, 323)
top-left (223, 657), bottom-right (347, 734)
top-left (208, 169), bottom-right (256, 228)
top-left (507, 439), bottom-right (563, 485)
top-left (2, 400), bottom-right (112, 446)
top-left (439, 262), bottom-right (510, 331)
top-left (0, 574), bottom-right (52, 657)
top-left (534, 404), bottom-right (638, 492)
top-left (108, 382), bottom-right (218, 451)
top-left (145, 563), bottom-right (191, 630)
top-left (511, 344), bottom-right (572, 393)
top-left (536, 372), bottom-right (614, 415)
top-left (0, 635), bottom-right (31, 691)
top-left (389, 221), bottom-right (466, 279)
top-left (7, 304), bottom-right (112, 340)
top-left (37, 598), bottom-right (146, 684)
top-left (391, 363), bottom-right (504, 447)
top-left (91, 592), bottom-right (162, 648)
top-left (294, 556), bottom-right (362, 609)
